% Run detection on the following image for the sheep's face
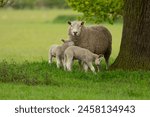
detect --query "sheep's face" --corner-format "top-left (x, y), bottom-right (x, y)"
top-left (95, 55), bottom-right (103, 65)
top-left (68, 21), bottom-right (84, 37)
top-left (95, 58), bottom-right (101, 65)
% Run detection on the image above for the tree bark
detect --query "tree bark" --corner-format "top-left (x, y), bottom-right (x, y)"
top-left (111, 0), bottom-right (150, 70)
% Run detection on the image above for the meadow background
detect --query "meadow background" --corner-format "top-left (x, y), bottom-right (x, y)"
top-left (0, 1), bottom-right (150, 99)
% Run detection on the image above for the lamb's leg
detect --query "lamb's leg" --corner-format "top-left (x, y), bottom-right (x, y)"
top-left (63, 55), bottom-right (67, 71)
top-left (60, 58), bottom-right (64, 68)
top-left (96, 58), bottom-right (103, 72)
top-left (78, 60), bottom-right (82, 69)
top-left (56, 56), bottom-right (61, 69)
top-left (66, 57), bottom-right (73, 71)
top-left (49, 53), bottom-right (53, 64)
top-left (96, 65), bottom-right (100, 72)
top-left (87, 62), bottom-right (96, 74)
top-left (83, 63), bottom-right (88, 72)
top-left (62, 58), bottom-right (65, 69)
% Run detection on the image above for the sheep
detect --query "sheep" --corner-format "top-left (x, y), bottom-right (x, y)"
top-left (68, 21), bottom-right (112, 70)
top-left (64, 46), bottom-right (103, 73)
top-left (48, 39), bottom-right (74, 68)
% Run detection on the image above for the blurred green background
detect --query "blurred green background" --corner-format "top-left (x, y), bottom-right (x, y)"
top-left (1, 0), bottom-right (69, 9)
top-left (0, 0), bottom-right (122, 62)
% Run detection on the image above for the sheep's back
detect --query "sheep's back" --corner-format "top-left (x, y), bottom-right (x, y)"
top-left (50, 45), bottom-right (59, 56)
top-left (83, 26), bottom-right (112, 54)
top-left (65, 46), bottom-right (94, 61)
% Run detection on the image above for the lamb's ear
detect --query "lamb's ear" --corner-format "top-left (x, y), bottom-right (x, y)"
top-left (98, 54), bottom-right (103, 58)
top-left (68, 21), bottom-right (71, 25)
top-left (61, 39), bottom-right (65, 43)
top-left (81, 21), bottom-right (84, 25)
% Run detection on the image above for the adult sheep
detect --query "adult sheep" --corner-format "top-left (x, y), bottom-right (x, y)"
top-left (68, 21), bottom-right (112, 69)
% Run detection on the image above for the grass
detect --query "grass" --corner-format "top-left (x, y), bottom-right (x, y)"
top-left (0, 9), bottom-right (150, 100)
top-left (1, 60), bottom-right (150, 100)
top-left (0, 9), bottom-right (122, 62)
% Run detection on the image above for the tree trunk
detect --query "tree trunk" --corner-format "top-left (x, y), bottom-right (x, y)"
top-left (111, 0), bottom-right (150, 70)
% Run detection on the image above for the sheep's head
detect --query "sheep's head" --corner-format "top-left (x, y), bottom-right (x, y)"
top-left (61, 39), bottom-right (74, 46)
top-left (95, 54), bottom-right (103, 72)
top-left (68, 21), bottom-right (84, 37)
top-left (95, 54), bottom-right (103, 66)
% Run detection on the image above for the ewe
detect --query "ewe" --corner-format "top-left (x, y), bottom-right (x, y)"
top-left (68, 21), bottom-right (112, 70)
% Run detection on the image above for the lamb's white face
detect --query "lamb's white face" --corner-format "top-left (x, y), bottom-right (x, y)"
top-left (95, 58), bottom-right (101, 65)
top-left (68, 21), bottom-right (84, 37)
top-left (95, 56), bottom-right (103, 65)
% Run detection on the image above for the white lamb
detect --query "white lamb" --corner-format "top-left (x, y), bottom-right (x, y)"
top-left (64, 46), bottom-right (103, 73)
top-left (49, 39), bottom-right (74, 68)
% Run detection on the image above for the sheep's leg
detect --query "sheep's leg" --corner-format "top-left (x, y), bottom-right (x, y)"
top-left (96, 65), bottom-right (100, 72)
top-left (66, 60), bottom-right (73, 71)
top-left (104, 48), bottom-right (111, 70)
top-left (60, 58), bottom-right (64, 67)
top-left (96, 58), bottom-right (103, 72)
top-left (83, 63), bottom-right (88, 72)
top-left (78, 60), bottom-right (82, 69)
top-left (105, 59), bottom-right (109, 70)
top-left (66, 57), bottom-right (73, 71)
top-left (87, 62), bottom-right (96, 74)
top-left (56, 56), bottom-right (61, 69)
top-left (63, 55), bottom-right (67, 71)
top-left (62, 58), bottom-right (65, 69)
top-left (104, 57), bottom-right (109, 70)
top-left (78, 60), bottom-right (85, 70)
top-left (49, 53), bottom-right (53, 64)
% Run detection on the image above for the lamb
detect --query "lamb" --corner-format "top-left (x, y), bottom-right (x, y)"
top-left (68, 21), bottom-right (112, 70)
top-left (49, 39), bottom-right (74, 68)
top-left (64, 46), bottom-right (103, 73)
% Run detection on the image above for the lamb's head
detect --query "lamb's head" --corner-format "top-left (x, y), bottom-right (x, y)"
top-left (94, 54), bottom-right (103, 72)
top-left (61, 39), bottom-right (74, 46)
top-left (95, 54), bottom-right (103, 66)
top-left (68, 21), bottom-right (84, 37)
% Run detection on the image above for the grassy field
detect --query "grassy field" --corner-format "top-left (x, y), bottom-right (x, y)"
top-left (0, 9), bottom-right (150, 100)
top-left (0, 9), bottom-right (121, 62)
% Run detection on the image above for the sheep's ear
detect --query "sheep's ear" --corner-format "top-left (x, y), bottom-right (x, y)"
top-left (98, 54), bottom-right (103, 58)
top-left (68, 21), bottom-right (71, 25)
top-left (81, 21), bottom-right (84, 25)
top-left (61, 39), bottom-right (65, 43)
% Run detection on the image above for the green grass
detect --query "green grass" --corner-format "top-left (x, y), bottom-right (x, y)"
top-left (1, 9), bottom-right (149, 100)
top-left (0, 9), bottom-right (122, 62)
top-left (1, 60), bottom-right (150, 100)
